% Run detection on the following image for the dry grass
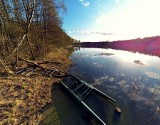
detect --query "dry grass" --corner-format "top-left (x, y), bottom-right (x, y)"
top-left (0, 47), bottom-right (73, 124)
top-left (44, 48), bottom-right (71, 65)
top-left (0, 76), bottom-right (55, 124)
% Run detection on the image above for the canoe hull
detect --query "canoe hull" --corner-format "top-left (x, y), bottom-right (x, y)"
top-left (59, 80), bottom-right (107, 125)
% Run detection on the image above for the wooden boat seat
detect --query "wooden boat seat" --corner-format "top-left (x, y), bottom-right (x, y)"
top-left (73, 84), bottom-right (92, 100)
top-left (73, 83), bottom-right (85, 92)
top-left (81, 88), bottom-right (92, 100)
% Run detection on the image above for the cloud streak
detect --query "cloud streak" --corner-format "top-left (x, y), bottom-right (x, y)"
top-left (67, 29), bottom-right (113, 36)
top-left (79, 0), bottom-right (90, 7)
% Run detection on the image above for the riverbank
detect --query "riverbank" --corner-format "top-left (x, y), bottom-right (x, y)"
top-left (0, 47), bottom-right (73, 124)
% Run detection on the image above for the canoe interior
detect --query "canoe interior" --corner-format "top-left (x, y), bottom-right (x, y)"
top-left (62, 75), bottom-right (93, 101)
top-left (61, 75), bottom-right (120, 124)
top-left (61, 75), bottom-right (108, 125)
top-left (62, 75), bottom-right (82, 88)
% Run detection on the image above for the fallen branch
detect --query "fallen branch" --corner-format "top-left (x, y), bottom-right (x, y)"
top-left (18, 57), bottom-right (45, 70)
top-left (0, 58), bottom-right (14, 75)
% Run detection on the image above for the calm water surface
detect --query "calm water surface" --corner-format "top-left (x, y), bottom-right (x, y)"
top-left (68, 48), bottom-right (160, 125)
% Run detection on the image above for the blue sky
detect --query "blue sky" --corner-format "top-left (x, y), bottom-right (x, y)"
top-left (62, 0), bottom-right (160, 42)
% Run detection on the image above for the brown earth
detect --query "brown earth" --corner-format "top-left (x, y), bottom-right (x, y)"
top-left (0, 47), bottom-right (73, 125)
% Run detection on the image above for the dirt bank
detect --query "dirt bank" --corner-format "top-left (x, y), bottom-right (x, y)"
top-left (0, 47), bottom-right (73, 124)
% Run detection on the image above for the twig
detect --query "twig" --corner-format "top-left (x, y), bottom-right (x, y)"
top-left (0, 58), bottom-right (14, 74)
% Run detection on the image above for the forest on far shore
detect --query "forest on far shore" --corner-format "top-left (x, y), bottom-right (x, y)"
top-left (80, 36), bottom-right (160, 57)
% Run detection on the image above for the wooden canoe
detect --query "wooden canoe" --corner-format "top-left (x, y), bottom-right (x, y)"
top-left (59, 74), bottom-right (121, 125)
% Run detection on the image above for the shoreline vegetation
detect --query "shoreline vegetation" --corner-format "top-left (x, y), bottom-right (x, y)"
top-left (0, 0), bottom-right (74, 124)
top-left (78, 36), bottom-right (160, 57)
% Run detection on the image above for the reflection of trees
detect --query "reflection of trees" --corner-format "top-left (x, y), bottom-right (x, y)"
top-left (74, 47), bottom-right (81, 51)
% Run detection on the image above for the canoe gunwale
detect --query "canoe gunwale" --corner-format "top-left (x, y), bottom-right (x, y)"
top-left (68, 74), bottom-right (117, 104)
top-left (58, 80), bottom-right (107, 125)
top-left (58, 74), bottom-right (120, 125)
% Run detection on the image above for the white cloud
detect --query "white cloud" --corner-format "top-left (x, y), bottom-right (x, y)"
top-left (67, 30), bottom-right (72, 34)
top-left (145, 72), bottom-right (160, 80)
top-left (94, 0), bottom-right (160, 41)
top-left (83, 2), bottom-right (90, 6)
top-left (115, 0), bottom-right (119, 3)
top-left (79, 0), bottom-right (90, 7)
top-left (67, 29), bottom-right (113, 35)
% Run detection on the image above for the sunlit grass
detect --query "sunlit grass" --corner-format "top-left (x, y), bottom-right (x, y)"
top-left (44, 47), bottom-right (72, 66)
top-left (0, 76), bottom-right (53, 124)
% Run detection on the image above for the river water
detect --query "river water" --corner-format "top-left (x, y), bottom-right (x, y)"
top-left (68, 47), bottom-right (160, 125)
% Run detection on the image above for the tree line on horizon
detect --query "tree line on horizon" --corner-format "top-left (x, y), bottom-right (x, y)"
top-left (80, 36), bottom-right (160, 57)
